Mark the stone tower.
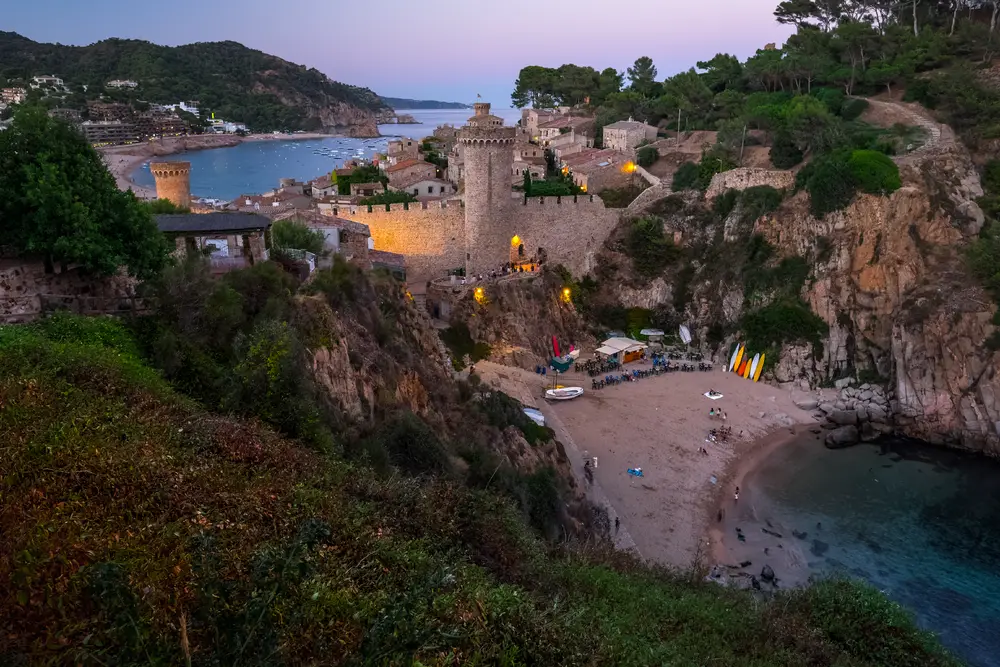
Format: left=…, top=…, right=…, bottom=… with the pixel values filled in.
left=150, top=161, right=192, bottom=209
left=458, top=102, right=515, bottom=277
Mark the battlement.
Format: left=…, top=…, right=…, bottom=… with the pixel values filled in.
left=520, top=194, right=608, bottom=209
left=150, top=161, right=191, bottom=178
left=330, top=199, right=465, bottom=217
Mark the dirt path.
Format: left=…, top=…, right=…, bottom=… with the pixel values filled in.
left=858, top=96, right=953, bottom=166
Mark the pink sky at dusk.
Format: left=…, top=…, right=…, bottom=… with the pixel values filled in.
left=7, top=0, right=793, bottom=105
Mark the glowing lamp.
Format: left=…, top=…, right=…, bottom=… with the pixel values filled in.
left=511, top=235, right=521, bottom=247
left=561, top=287, right=572, bottom=303
left=474, top=287, right=486, bottom=304
left=622, top=161, right=636, bottom=174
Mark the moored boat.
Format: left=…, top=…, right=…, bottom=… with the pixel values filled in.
left=545, top=387, right=584, bottom=401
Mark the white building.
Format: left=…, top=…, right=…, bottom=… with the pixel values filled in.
left=106, top=79, right=139, bottom=89
left=603, top=118, right=658, bottom=152
left=31, top=75, right=64, bottom=87
left=166, top=101, right=200, bottom=115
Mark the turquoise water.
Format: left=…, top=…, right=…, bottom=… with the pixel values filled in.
left=130, top=108, right=522, bottom=200
left=749, top=435, right=1000, bottom=666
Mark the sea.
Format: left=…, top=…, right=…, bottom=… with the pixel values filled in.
left=129, top=108, right=523, bottom=200
left=746, top=434, right=1000, bottom=667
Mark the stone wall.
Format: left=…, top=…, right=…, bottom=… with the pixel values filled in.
left=334, top=201, right=466, bottom=281
left=0, top=262, right=139, bottom=322
left=331, top=195, right=620, bottom=283
left=704, top=168, right=794, bottom=200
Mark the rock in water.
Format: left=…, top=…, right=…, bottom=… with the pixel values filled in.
left=825, top=425, right=860, bottom=448
left=761, top=564, right=775, bottom=582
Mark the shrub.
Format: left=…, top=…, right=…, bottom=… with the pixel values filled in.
left=742, top=185, right=784, bottom=220
left=801, top=151, right=858, bottom=217
left=713, top=190, right=739, bottom=220
left=841, top=97, right=870, bottom=121
left=742, top=297, right=829, bottom=355
left=272, top=219, right=326, bottom=255
left=848, top=149, right=901, bottom=195
left=371, top=411, right=452, bottom=475
left=626, top=216, right=682, bottom=277
left=478, top=389, right=554, bottom=444
left=637, top=145, right=658, bottom=168
left=440, top=323, right=491, bottom=369
left=813, top=87, right=846, bottom=116
left=983, top=160, right=1000, bottom=195
left=672, top=161, right=700, bottom=190
left=770, top=131, right=803, bottom=168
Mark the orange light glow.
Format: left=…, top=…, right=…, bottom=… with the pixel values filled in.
left=622, top=161, right=637, bottom=174
left=561, top=287, right=572, bottom=303
left=474, top=287, right=486, bottom=304
left=511, top=235, right=521, bottom=247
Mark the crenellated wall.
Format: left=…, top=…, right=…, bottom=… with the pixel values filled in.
left=329, top=195, right=621, bottom=281
left=704, top=168, right=794, bottom=200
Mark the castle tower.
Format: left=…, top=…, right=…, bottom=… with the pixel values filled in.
left=458, top=101, right=515, bottom=277
left=150, top=161, right=192, bottom=209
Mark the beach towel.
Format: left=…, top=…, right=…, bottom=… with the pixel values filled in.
left=627, top=468, right=644, bottom=477
left=704, top=392, right=724, bottom=400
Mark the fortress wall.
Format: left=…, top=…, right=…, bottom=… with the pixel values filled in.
left=504, top=196, right=622, bottom=277
left=704, top=168, right=794, bottom=200
left=335, top=202, right=466, bottom=280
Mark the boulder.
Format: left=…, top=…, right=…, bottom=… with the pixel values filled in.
left=868, top=405, right=888, bottom=423
left=825, top=425, right=860, bottom=448
left=829, top=410, right=859, bottom=425
left=856, top=405, right=869, bottom=421
left=834, top=377, right=855, bottom=389
left=873, top=422, right=895, bottom=435
left=859, top=390, right=874, bottom=401
left=819, top=403, right=836, bottom=415
left=834, top=401, right=847, bottom=411
left=859, top=383, right=871, bottom=391
left=795, top=398, right=819, bottom=411
left=761, top=564, right=775, bottom=582
left=860, top=421, right=878, bottom=442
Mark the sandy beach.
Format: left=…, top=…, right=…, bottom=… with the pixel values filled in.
left=99, top=132, right=336, bottom=200
left=476, top=359, right=818, bottom=570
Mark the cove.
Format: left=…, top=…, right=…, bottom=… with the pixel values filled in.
left=745, top=434, right=1000, bottom=666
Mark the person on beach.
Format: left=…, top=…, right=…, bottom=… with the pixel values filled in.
left=615, top=517, right=620, bottom=533
left=709, top=407, right=716, bottom=417
left=734, top=486, right=740, bottom=503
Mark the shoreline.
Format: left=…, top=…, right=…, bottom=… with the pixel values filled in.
left=707, top=423, right=818, bottom=588
left=98, top=131, right=354, bottom=200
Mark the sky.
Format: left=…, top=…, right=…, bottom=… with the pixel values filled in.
left=6, top=0, right=794, bottom=106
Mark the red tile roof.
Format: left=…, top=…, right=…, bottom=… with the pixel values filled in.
left=386, top=158, right=434, bottom=173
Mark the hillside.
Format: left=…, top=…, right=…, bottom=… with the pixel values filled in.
left=0, top=264, right=960, bottom=665
left=380, top=96, right=471, bottom=109
left=0, top=31, right=387, bottom=135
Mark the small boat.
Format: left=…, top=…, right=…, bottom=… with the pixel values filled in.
left=523, top=407, right=545, bottom=426
left=545, top=387, right=584, bottom=401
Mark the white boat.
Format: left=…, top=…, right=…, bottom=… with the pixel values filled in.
left=522, top=407, right=545, bottom=426
left=545, top=387, right=584, bottom=401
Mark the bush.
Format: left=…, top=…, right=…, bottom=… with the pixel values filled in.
left=626, top=216, right=682, bottom=277
left=272, top=219, right=326, bottom=255
left=770, top=131, right=803, bottom=168
left=983, top=160, right=1000, bottom=195
left=848, top=149, right=901, bottom=195
left=478, top=389, right=554, bottom=445
left=371, top=411, right=452, bottom=475
left=440, top=323, right=491, bottom=370
left=672, top=162, right=700, bottom=190
left=742, top=297, right=829, bottom=355
left=841, top=97, right=870, bottom=121
left=637, top=145, right=658, bottom=168
left=800, top=151, right=858, bottom=217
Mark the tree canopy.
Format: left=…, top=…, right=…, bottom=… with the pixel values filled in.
left=0, top=106, right=170, bottom=278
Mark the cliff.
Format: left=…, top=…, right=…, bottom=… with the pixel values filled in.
left=0, top=31, right=386, bottom=135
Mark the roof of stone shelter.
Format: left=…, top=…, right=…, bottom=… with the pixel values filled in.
left=155, top=212, right=271, bottom=234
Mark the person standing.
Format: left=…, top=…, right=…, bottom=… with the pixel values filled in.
left=734, top=486, right=740, bottom=503
left=615, top=516, right=620, bottom=534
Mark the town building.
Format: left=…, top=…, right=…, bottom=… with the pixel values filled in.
left=87, top=101, right=132, bottom=122
left=537, top=115, right=595, bottom=145
left=389, top=175, right=455, bottom=199
left=106, top=79, right=138, bottom=89
left=309, top=175, right=337, bottom=199
left=603, top=119, right=658, bottom=152
left=2, top=87, right=27, bottom=105
left=207, top=118, right=248, bottom=134
left=134, top=112, right=188, bottom=139
left=387, top=138, right=421, bottom=165
left=31, top=75, right=64, bottom=88
left=230, top=190, right=313, bottom=219
left=160, top=101, right=200, bottom=115
left=385, top=159, right=437, bottom=186
left=512, top=157, right=546, bottom=183
left=80, top=120, right=138, bottom=146
left=522, top=108, right=558, bottom=139
left=48, top=108, right=82, bottom=124
left=561, top=148, right=629, bottom=193
left=352, top=182, right=386, bottom=198
left=274, top=210, right=371, bottom=264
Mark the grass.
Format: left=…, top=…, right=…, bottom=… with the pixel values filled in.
left=0, top=318, right=962, bottom=666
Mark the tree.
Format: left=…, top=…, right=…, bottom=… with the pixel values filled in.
left=0, top=106, right=169, bottom=278
left=271, top=219, right=326, bottom=255
left=637, top=145, right=659, bottom=167
left=627, top=57, right=660, bottom=97
left=696, top=53, right=745, bottom=92
left=596, top=68, right=624, bottom=105
left=511, top=65, right=557, bottom=108
left=522, top=169, right=533, bottom=195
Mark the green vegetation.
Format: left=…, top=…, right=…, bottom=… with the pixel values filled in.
left=358, top=190, right=419, bottom=206
left=671, top=151, right=734, bottom=192
left=272, top=219, right=326, bottom=255
left=626, top=216, right=682, bottom=276
left=967, top=160, right=1000, bottom=348
left=597, top=184, right=646, bottom=208
left=742, top=297, right=830, bottom=357
left=0, top=31, right=387, bottom=131
left=139, top=198, right=191, bottom=214
left=0, top=312, right=961, bottom=665
left=335, top=164, right=388, bottom=195
left=797, top=149, right=900, bottom=217
left=0, top=107, right=169, bottom=278
left=440, top=322, right=492, bottom=370
left=636, top=145, right=658, bottom=167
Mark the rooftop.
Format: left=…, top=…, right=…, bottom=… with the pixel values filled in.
left=310, top=175, right=334, bottom=189
left=538, top=115, right=594, bottom=130
left=604, top=119, right=656, bottom=131
left=277, top=210, right=370, bottom=236
left=386, top=158, right=434, bottom=174
left=370, top=249, right=406, bottom=269
left=392, top=174, right=450, bottom=190
left=155, top=212, right=271, bottom=234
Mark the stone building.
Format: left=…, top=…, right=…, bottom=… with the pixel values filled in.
left=603, top=119, right=658, bottom=152
left=387, top=138, right=420, bottom=165
left=155, top=213, right=271, bottom=273
left=150, top=161, right=192, bottom=209
left=386, top=159, right=437, bottom=185
left=390, top=175, right=455, bottom=198
left=522, top=108, right=557, bottom=139
left=274, top=210, right=371, bottom=264
left=537, top=115, right=595, bottom=145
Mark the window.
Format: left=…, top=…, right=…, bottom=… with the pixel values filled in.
left=439, top=186, right=445, bottom=193
left=428, top=186, right=433, bottom=194
left=413, top=189, right=418, bottom=195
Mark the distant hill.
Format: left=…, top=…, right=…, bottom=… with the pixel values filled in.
left=380, top=96, right=471, bottom=110
left=0, top=31, right=388, bottom=135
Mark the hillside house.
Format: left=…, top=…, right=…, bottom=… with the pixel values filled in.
left=274, top=210, right=371, bottom=264
left=389, top=175, right=455, bottom=198
left=2, top=87, right=27, bottom=105
left=538, top=116, right=595, bottom=145
left=387, top=138, right=421, bottom=165
left=310, top=175, right=337, bottom=199
left=522, top=108, right=558, bottom=139
left=603, top=119, right=657, bottom=152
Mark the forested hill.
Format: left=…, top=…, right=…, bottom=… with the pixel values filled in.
left=379, top=96, right=471, bottom=109
left=0, top=31, right=388, bottom=133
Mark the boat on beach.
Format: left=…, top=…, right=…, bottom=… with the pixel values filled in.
left=545, top=387, right=584, bottom=401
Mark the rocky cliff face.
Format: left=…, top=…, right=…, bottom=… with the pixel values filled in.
left=257, top=84, right=380, bottom=137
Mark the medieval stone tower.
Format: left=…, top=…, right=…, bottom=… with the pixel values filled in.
left=458, top=102, right=515, bottom=276
left=150, top=161, right=192, bottom=209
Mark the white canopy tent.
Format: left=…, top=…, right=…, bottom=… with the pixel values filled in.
left=596, top=337, right=648, bottom=363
